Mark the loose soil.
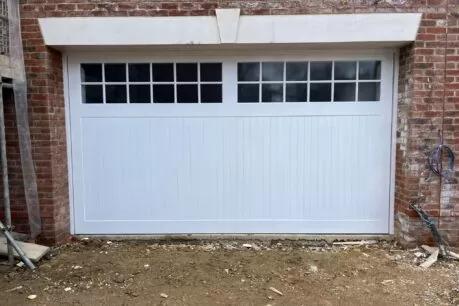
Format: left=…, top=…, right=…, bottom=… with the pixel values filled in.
left=0, top=239, right=459, bottom=305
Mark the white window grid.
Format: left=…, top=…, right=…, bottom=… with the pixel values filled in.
left=236, top=60, right=382, bottom=103
left=80, top=62, right=223, bottom=104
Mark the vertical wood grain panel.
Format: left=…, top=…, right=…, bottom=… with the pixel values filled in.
left=79, top=114, right=390, bottom=233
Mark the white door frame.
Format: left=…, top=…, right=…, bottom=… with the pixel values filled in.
left=62, top=47, right=398, bottom=235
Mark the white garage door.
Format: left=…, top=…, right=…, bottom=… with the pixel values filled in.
left=67, top=50, right=395, bottom=235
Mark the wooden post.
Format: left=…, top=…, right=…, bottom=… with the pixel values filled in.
left=0, top=81, right=13, bottom=265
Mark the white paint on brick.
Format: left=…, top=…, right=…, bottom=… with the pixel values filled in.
left=436, top=20, right=447, bottom=27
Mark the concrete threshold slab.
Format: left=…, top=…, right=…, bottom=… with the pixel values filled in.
left=0, top=238, right=50, bottom=263
left=75, top=234, right=394, bottom=244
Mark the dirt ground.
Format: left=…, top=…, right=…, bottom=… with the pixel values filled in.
left=0, top=239, right=459, bottom=305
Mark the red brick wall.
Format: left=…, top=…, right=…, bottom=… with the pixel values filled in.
left=4, top=0, right=458, bottom=245
left=395, top=6, right=459, bottom=246
left=0, top=90, right=30, bottom=235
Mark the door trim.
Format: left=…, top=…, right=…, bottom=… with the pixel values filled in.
left=63, top=48, right=398, bottom=235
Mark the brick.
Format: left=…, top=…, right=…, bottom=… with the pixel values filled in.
left=56, top=4, right=75, bottom=10
left=117, top=3, right=137, bottom=10
left=76, top=4, right=96, bottom=10
left=168, top=10, right=190, bottom=16
left=128, top=10, right=149, bottom=16
left=426, top=27, right=447, bottom=33
left=161, top=3, right=179, bottom=10
left=190, top=9, right=213, bottom=16
left=423, top=13, right=448, bottom=20
left=415, top=48, right=435, bottom=55
left=421, top=20, right=436, bottom=27
left=416, top=33, right=436, bottom=41
left=201, top=3, right=219, bottom=10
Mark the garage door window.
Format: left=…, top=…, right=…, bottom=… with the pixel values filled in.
left=80, top=60, right=381, bottom=104
left=237, top=60, right=381, bottom=103
left=80, top=62, right=223, bottom=104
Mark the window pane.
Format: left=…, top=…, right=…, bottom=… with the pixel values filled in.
left=129, top=85, right=151, bottom=103
left=177, top=63, right=198, bottom=82
left=177, top=84, right=198, bottom=103
left=106, top=85, right=127, bottom=103
left=201, top=63, right=222, bottom=82
left=310, top=61, right=332, bottom=81
left=262, top=83, right=283, bottom=102
left=105, top=64, right=126, bottom=82
left=359, top=61, right=381, bottom=80
left=238, top=63, right=259, bottom=81
left=310, top=83, right=331, bottom=102
left=334, top=83, right=356, bottom=102
left=262, top=62, right=284, bottom=81
left=358, top=82, right=380, bottom=101
left=128, top=63, right=150, bottom=82
left=286, top=62, right=308, bottom=81
left=238, top=84, right=259, bottom=103
left=153, top=63, right=174, bottom=82
left=82, top=85, right=103, bottom=103
left=286, top=83, right=307, bottom=102
left=201, top=84, right=222, bottom=103
left=334, top=61, right=356, bottom=80
left=153, top=85, right=174, bottom=103
left=81, top=64, right=102, bottom=82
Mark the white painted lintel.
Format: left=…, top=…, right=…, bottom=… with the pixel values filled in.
left=38, top=12, right=422, bottom=48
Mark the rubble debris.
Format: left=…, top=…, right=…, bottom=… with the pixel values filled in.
left=125, top=290, right=139, bottom=297
left=308, top=264, right=318, bottom=273
left=201, top=244, right=216, bottom=251
left=5, top=285, right=22, bottom=293
left=332, top=240, right=377, bottom=246
left=421, top=245, right=438, bottom=255
left=447, top=251, right=459, bottom=260
left=160, top=293, right=168, bottom=298
left=381, top=280, right=394, bottom=285
left=386, top=254, right=402, bottom=261
left=1, top=239, right=458, bottom=304
left=269, top=287, right=283, bottom=296
left=420, top=249, right=439, bottom=268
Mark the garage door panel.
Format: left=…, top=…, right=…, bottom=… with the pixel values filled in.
left=70, top=52, right=393, bottom=235
left=79, top=115, right=389, bottom=230
left=76, top=219, right=389, bottom=235
left=74, top=103, right=388, bottom=118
